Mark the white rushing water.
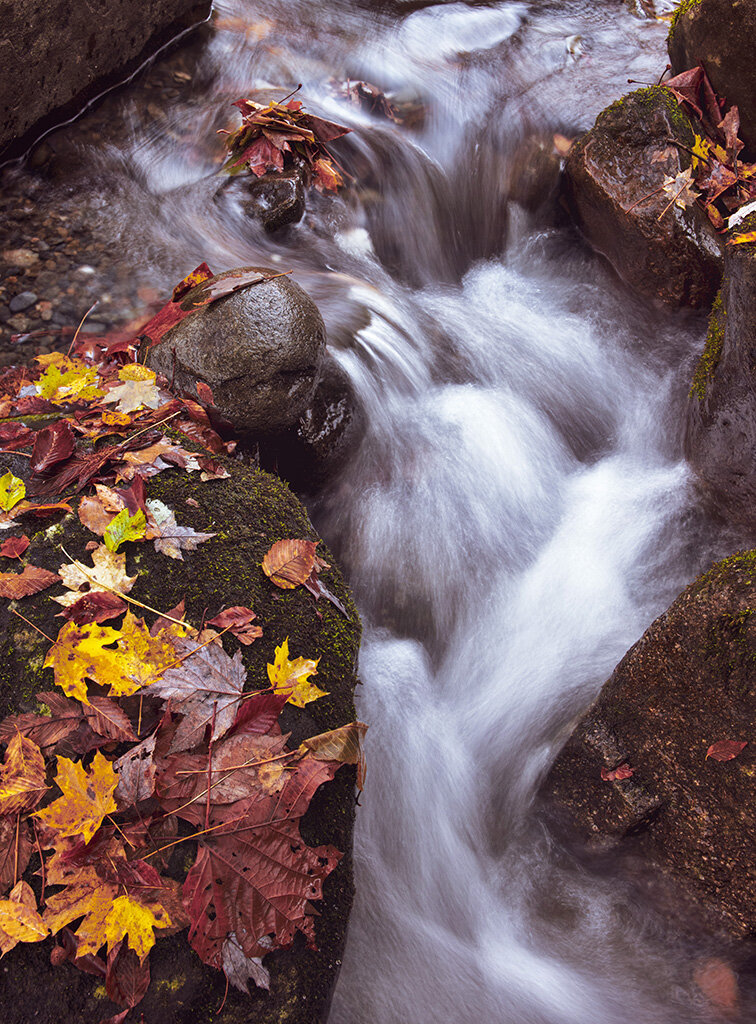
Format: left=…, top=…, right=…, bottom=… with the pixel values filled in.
left=76, top=0, right=741, bottom=1018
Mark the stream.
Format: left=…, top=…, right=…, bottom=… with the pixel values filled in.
left=12, top=0, right=750, bottom=1019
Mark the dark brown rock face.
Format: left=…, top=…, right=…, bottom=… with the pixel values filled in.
left=684, top=215, right=756, bottom=533
left=564, top=87, right=722, bottom=308
left=540, top=551, right=756, bottom=937
left=0, top=0, right=211, bottom=163
left=146, top=268, right=327, bottom=437
left=669, top=0, right=756, bottom=152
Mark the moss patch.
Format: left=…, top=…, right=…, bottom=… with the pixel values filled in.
left=669, top=0, right=703, bottom=34
left=690, top=288, right=726, bottom=399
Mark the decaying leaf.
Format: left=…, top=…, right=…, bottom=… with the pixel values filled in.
left=0, top=880, right=48, bottom=954
left=262, top=538, right=318, bottom=589
left=600, top=763, right=634, bottom=781
left=0, top=816, right=32, bottom=895
left=0, top=563, right=60, bottom=599
left=114, top=734, right=157, bottom=807
left=298, top=721, right=368, bottom=789
left=0, top=470, right=25, bottom=512
left=102, top=366, right=163, bottom=415
left=0, top=732, right=48, bottom=815
left=222, top=933, right=270, bottom=992
left=661, top=167, right=699, bottom=210
left=206, top=606, right=262, bottom=645
left=0, top=692, right=84, bottom=752
left=35, top=751, right=118, bottom=844
left=267, top=638, right=326, bottom=708
left=0, top=534, right=29, bottom=559
left=103, top=508, right=147, bottom=553
left=706, top=740, right=747, bottom=762
left=54, top=544, right=137, bottom=608
left=106, top=942, right=152, bottom=1009
left=145, top=499, right=215, bottom=560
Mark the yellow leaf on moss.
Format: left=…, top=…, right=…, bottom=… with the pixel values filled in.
left=267, top=638, right=326, bottom=708
left=103, top=508, right=147, bottom=553
left=34, top=751, right=118, bottom=844
left=105, top=894, right=172, bottom=962
left=691, top=133, right=712, bottom=171
left=728, top=230, right=756, bottom=245
left=0, top=732, right=48, bottom=815
left=44, top=612, right=180, bottom=703
left=0, top=471, right=25, bottom=512
left=0, top=881, right=48, bottom=954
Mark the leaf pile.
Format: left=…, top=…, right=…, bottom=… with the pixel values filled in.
left=0, top=266, right=366, bottom=1016
left=663, top=65, right=756, bottom=231
left=221, top=95, right=350, bottom=192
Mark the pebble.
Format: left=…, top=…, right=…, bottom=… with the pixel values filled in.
left=9, top=291, right=38, bottom=313
left=2, top=249, right=38, bottom=269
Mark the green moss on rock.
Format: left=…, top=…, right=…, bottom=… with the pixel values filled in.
left=669, top=0, right=703, bottom=35
left=690, top=288, right=726, bottom=399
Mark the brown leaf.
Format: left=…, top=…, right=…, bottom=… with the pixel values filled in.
left=0, top=692, right=84, bottom=752
left=600, top=763, right=634, bottom=781
left=262, top=538, right=318, bottom=589
left=84, top=698, right=136, bottom=743
left=30, top=420, right=76, bottom=475
left=693, top=957, right=739, bottom=1014
left=299, top=721, right=368, bottom=789
left=105, top=941, right=151, bottom=1010
left=58, top=591, right=128, bottom=625
left=0, top=815, right=32, bottom=895
left=0, top=535, right=29, bottom=559
left=0, top=733, right=48, bottom=815
left=0, top=564, right=60, bottom=599
left=206, top=606, right=263, bottom=645
left=114, top=734, right=157, bottom=807
left=706, top=740, right=747, bottom=761
left=196, top=381, right=215, bottom=405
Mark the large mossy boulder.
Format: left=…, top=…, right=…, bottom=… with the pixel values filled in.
left=0, top=0, right=211, bottom=163
left=684, top=214, right=756, bottom=533
left=564, top=87, right=722, bottom=308
left=0, top=449, right=360, bottom=1024
left=539, top=551, right=756, bottom=937
left=669, top=0, right=756, bottom=152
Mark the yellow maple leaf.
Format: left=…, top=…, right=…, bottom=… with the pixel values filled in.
left=34, top=750, right=118, bottom=843
left=102, top=366, right=162, bottom=415
left=0, top=881, right=48, bottom=954
left=43, top=880, right=117, bottom=953
left=54, top=543, right=137, bottom=608
left=36, top=356, right=104, bottom=404
left=267, top=638, right=326, bottom=708
left=0, top=732, right=48, bottom=815
left=44, top=612, right=179, bottom=703
left=105, top=894, right=172, bottom=962
left=691, top=133, right=711, bottom=171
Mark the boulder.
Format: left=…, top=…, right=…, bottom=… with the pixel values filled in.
left=539, top=551, right=756, bottom=937
left=240, top=169, right=307, bottom=233
left=0, top=446, right=361, bottom=1023
left=564, top=87, right=722, bottom=308
left=0, top=0, right=211, bottom=163
left=684, top=213, right=756, bottom=532
left=669, top=0, right=756, bottom=152
left=146, top=267, right=327, bottom=437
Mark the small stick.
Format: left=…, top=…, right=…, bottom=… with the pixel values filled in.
left=13, top=811, right=20, bottom=886
left=625, top=184, right=667, bottom=214
left=205, top=701, right=218, bottom=831
left=10, top=608, right=56, bottom=645
left=33, top=821, right=45, bottom=903
left=66, top=302, right=98, bottom=358
left=657, top=180, right=692, bottom=221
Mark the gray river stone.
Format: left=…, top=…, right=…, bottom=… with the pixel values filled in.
left=147, top=267, right=327, bottom=437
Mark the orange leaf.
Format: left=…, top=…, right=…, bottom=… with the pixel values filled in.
left=600, top=763, right=634, bottom=781
left=693, top=957, right=739, bottom=1013
left=0, top=564, right=60, bottom=599
left=706, top=740, right=747, bottom=761
left=262, top=539, right=317, bottom=589
left=34, top=750, right=118, bottom=843
left=0, top=732, right=48, bottom=815
left=0, top=535, right=29, bottom=559
left=727, top=230, right=756, bottom=245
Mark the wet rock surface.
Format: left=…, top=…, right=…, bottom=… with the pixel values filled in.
left=669, top=0, right=756, bottom=152
left=146, top=267, right=327, bottom=436
left=540, top=550, right=756, bottom=938
left=564, top=86, right=722, bottom=308
left=238, top=169, right=307, bottom=232
left=0, top=0, right=212, bottom=163
left=684, top=213, right=756, bottom=534
left=0, top=451, right=361, bottom=1024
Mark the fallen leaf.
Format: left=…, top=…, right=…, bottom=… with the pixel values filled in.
left=0, top=816, right=32, bottom=894
left=0, top=732, right=48, bottom=815
left=661, top=167, right=699, bottom=210
left=0, top=880, right=48, bottom=954
left=0, top=534, right=29, bottom=559
left=35, top=357, right=104, bottom=405
left=172, top=263, right=213, bottom=302
left=0, top=563, right=60, bottom=599
left=196, top=381, right=215, bottom=405
left=298, top=721, right=368, bottom=789
left=105, top=942, right=151, bottom=1010
left=58, top=591, right=128, bottom=625
left=145, top=499, right=215, bottom=560
left=104, top=894, right=172, bottom=963
left=728, top=230, right=756, bottom=245
left=0, top=692, right=84, bottom=752
left=262, top=538, right=318, bottom=589
left=30, top=420, right=76, bottom=475
left=114, top=734, right=157, bottom=807
left=600, top=763, right=634, bottom=781
left=222, top=933, right=270, bottom=992
left=267, top=638, right=326, bottom=708
left=706, top=740, right=747, bottom=761
left=693, top=957, right=739, bottom=1014
left=0, top=470, right=25, bottom=512
left=35, top=750, right=118, bottom=844
left=103, top=508, right=147, bottom=553
left=53, top=544, right=137, bottom=608
left=102, top=367, right=163, bottom=415
left=206, top=606, right=263, bottom=645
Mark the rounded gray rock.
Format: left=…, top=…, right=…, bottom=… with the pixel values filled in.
left=147, top=267, right=327, bottom=436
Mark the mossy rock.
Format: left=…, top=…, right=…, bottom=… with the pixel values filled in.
left=684, top=211, right=756, bottom=530
left=539, top=549, right=756, bottom=938
left=564, top=87, right=722, bottom=308
left=0, top=450, right=361, bottom=1024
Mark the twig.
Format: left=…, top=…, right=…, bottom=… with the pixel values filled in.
left=205, top=701, right=218, bottom=831
left=10, top=608, right=56, bottom=645
left=66, top=303, right=98, bottom=358
left=625, top=184, right=667, bottom=214
left=657, top=180, right=691, bottom=221
left=33, top=821, right=45, bottom=904
left=13, top=811, right=20, bottom=886
left=141, top=813, right=248, bottom=859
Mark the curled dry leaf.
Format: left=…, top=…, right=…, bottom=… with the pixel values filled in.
left=298, top=721, right=368, bottom=789
left=706, top=740, right=747, bottom=761
left=0, top=563, right=60, bottom=599
left=600, top=763, right=634, bottom=782
left=262, top=538, right=318, bottom=589
left=206, top=605, right=262, bottom=645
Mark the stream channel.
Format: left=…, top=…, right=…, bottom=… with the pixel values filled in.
left=8, top=0, right=753, bottom=1020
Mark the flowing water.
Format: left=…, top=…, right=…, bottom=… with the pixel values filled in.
left=25, top=0, right=752, bottom=1019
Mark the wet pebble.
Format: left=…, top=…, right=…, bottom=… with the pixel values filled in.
left=9, top=291, right=38, bottom=313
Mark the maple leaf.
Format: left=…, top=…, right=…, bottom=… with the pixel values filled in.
left=0, top=732, right=48, bottom=815
left=145, top=499, right=215, bottom=560
left=267, top=638, right=326, bottom=707
left=706, top=740, right=747, bottom=761
left=103, top=508, right=147, bottom=553
left=0, top=534, right=29, bottom=558
left=53, top=544, right=137, bottom=608
left=262, top=538, right=318, bottom=589
left=0, top=880, right=48, bottom=954
left=30, top=420, right=76, bottom=475
left=728, top=230, right=756, bottom=245
left=45, top=612, right=179, bottom=703
left=0, top=816, right=32, bottom=894
left=148, top=635, right=247, bottom=752
left=690, top=133, right=712, bottom=172
left=101, top=365, right=163, bottom=415
left=0, top=470, right=25, bottom=511
left=105, top=894, right=172, bottom=962
left=0, top=563, right=60, bottom=599
left=222, top=933, right=270, bottom=992
left=44, top=881, right=117, bottom=956
left=206, top=606, right=262, bottom=645
left=661, top=167, right=699, bottom=210
left=35, top=355, right=104, bottom=405
left=35, top=750, right=118, bottom=843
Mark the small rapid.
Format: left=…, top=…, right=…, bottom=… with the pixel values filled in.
left=38, top=0, right=744, bottom=1019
